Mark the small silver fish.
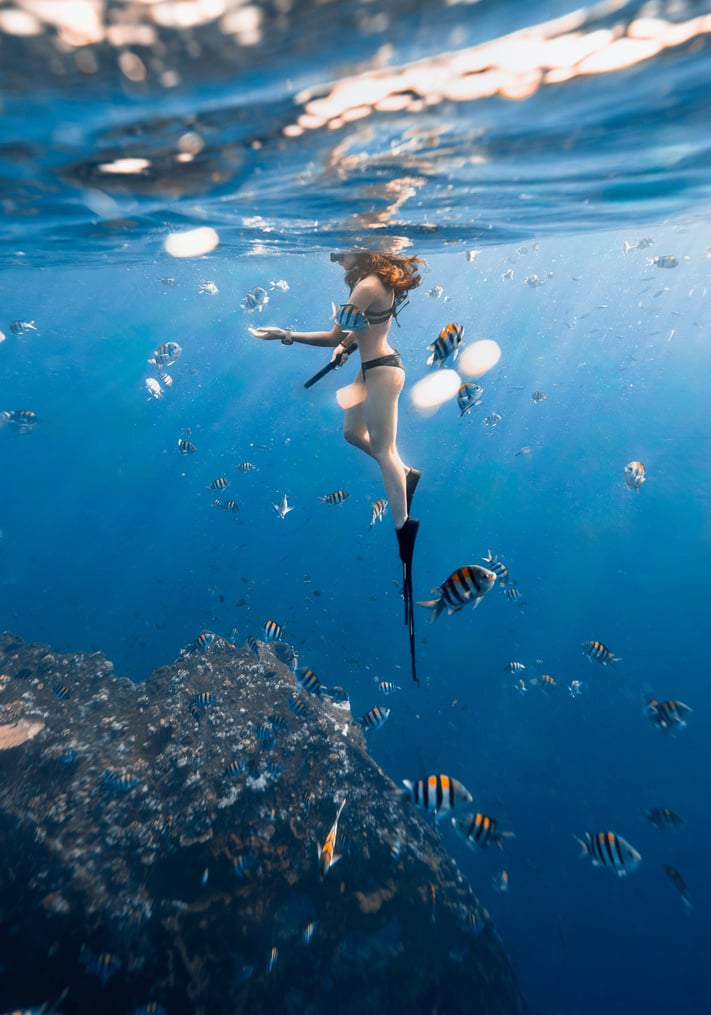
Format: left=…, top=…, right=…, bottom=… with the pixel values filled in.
left=10, top=320, right=37, bottom=334
left=483, top=412, right=502, bottom=429
left=647, top=255, right=678, bottom=269
left=273, top=494, right=294, bottom=518
left=269, top=279, right=290, bottom=292
left=199, top=280, right=218, bottom=294
left=145, top=377, right=163, bottom=399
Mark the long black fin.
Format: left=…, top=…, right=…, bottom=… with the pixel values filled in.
left=397, top=518, right=420, bottom=684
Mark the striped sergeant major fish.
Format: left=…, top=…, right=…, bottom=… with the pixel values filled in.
left=369, top=498, right=388, bottom=528
left=191, top=691, right=216, bottom=707
left=297, top=665, right=323, bottom=697
left=148, top=341, right=182, bottom=367
left=262, top=619, right=284, bottom=642
left=642, top=806, right=685, bottom=830
left=504, top=661, right=525, bottom=673
left=401, top=774, right=473, bottom=818
left=624, top=460, right=646, bottom=490
left=236, top=461, right=256, bottom=471
left=208, top=476, right=230, bottom=490
left=643, top=695, right=692, bottom=733
left=0, top=409, right=39, bottom=430
left=358, top=706, right=390, bottom=731
left=377, top=680, right=401, bottom=695
left=417, top=564, right=497, bottom=622
left=581, top=640, right=620, bottom=666
left=332, top=302, right=369, bottom=331
left=319, top=489, right=349, bottom=505
left=192, top=631, right=215, bottom=651
left=178, top=437, right=197, bottom=454
left=575, top=831, right=642, bottom=876
left=457, top=382, right=483, bottom=416
left=103, top=769, right=140, bottom=792
left=482, top=550, right=509, bottom=586
left=319, top=798, right=347, bottom=879
left=213, top=499, right=240, bottom=512
left=241, top=286, right=269, bottom=312
left=426, top=322, right=464, bottom=367
left=452, top=812, right=514, bottom=851
left=663, top=864, right=692, bottom=910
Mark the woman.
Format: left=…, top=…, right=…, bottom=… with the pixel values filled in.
left=250, top=249, right=425, bottom=680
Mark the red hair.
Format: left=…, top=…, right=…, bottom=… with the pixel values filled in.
left=345, top=253, right=426, bottom=296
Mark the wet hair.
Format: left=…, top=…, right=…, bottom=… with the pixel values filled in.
left=344, top=253, right=426, bottom=296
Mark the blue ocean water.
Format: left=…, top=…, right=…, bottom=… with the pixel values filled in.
left=2, top=1, right=711, bottom=1012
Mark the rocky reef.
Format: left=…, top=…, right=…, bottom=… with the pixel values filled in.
left=0, top=631, right=528, bottom=1014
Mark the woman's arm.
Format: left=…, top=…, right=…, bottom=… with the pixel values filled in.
left=249, top=323, right=346, bottom=347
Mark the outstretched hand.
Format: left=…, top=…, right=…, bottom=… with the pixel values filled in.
left=248, top=326, right=287, bottom=341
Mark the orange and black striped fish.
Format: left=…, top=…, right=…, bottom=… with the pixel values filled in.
left=358, top=706, right=390, bottom=731
left=452, top=812, right=514, bottom=850
left=417, top=564, right=497, bottom=622
left=319, top=798, right=347, bottom=879
left=575, top=831, right=641, bottom=876
left=581, top=640, right=620, bottom=666
left=401, top=774, right=472, bottom=818
left=427, top=322, right=463, bottom=367
left=642, top=807, right=685, bottom=830
left=262, top=619, right=284, bottom=642
left=643, top=696, right=692, bottom=733
left=319, top=489, right=349, bottom=505
left=369, top=499, right=388, bottom=528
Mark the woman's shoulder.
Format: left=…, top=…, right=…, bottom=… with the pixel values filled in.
left=351, top=273, right=391, bottom=300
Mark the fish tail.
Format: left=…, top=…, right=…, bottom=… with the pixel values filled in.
left=573, top=834, right=589, bottom=858
left=416, top=599, right=444, bottom=623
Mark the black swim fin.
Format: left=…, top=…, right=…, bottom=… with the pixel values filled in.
left=405, top=468, right=421, bottom=514
left=396, top=517, right=419, bottom=684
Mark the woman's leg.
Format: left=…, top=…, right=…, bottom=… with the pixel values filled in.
left=342, top=373, right=371, bottom=455
left=360, top=366, right=409, bottom=529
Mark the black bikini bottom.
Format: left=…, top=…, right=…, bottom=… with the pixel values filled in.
left=361, top=350, right=404, bottom=376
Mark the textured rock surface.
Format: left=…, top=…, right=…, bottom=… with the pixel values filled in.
left=0, top=631, right=528, bottom=1014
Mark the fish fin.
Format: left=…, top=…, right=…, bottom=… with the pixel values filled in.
left=573, top=835, right=589, bottom=858
left=416, top=599, right=443, bottom=623
left=426, top=352, right=435, bottom=367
